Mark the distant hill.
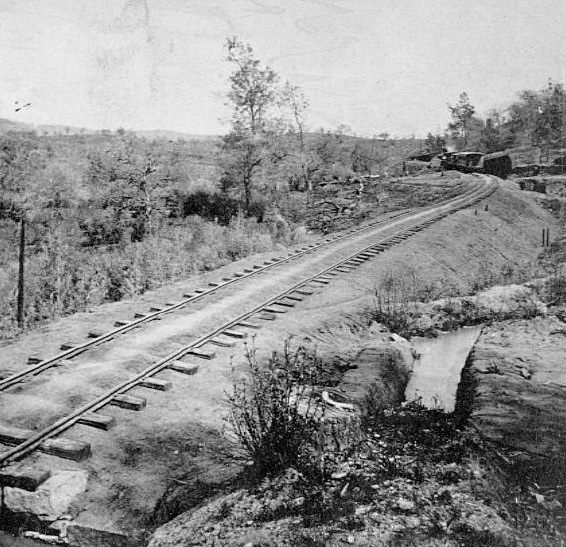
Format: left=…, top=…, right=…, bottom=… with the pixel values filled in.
left=0, top=118, right=218, bottom=141
left=0, top=118, right=36, bottom=133
left=135, top=129, right=218, bottom=141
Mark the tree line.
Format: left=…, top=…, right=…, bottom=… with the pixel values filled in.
left=0, top=37, right=393, bottom=335
left=436, top=81, right=566, bottom=155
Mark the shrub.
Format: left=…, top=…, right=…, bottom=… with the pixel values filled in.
left=226, top=339, right=325, bottom=477
left=368, top=270, right=420, bottom=338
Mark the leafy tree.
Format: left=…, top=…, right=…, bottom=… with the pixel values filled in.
left=87, top=135, right=171, bottom=241
left=507, top=80, right=566, bottom=154
left=447, top=92, right=476, bottom=149
left=220, top=37, right=281, bottom=213
left=425, top=132, right=446, bottom=154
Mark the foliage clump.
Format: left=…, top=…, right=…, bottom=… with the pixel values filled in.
left=226, top=340, right=326, bottom=477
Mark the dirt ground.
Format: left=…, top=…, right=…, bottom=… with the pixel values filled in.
left=0, top=175, right=559, bottom=544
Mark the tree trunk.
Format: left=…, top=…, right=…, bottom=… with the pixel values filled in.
left=17, top=214, right=25, bottom=328
left=243, top=174, right=251, bottom=214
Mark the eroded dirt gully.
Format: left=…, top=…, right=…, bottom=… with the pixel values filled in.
left=0, top=175, right=560, bottom=545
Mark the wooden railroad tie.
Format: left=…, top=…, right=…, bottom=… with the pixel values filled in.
left=78, top=413, right=115, bottom=431
left=262, top=307, right=287, bottom=314
left=0, top=464, right=51, bottom=491
left=222, top=330, right=248, bottom=339
left=210, top=338, right=237, bottom=347
left=187, top=348, right=216, bottom=360
left=274, top=300, right=295, bottom=308
left=111, top=394, right=146, bottom=411
left=140, top=378, right=172, bottom=391
left=237, top=321, right=261, bottom=329
left=0, top=425, right=91, bottom=462
left=169, top=362, right=199, bottom=375
left=60, top=343, right=75, bottom=351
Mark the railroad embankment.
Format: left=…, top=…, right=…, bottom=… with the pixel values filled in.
left=148, top=182, right=566, bottom=546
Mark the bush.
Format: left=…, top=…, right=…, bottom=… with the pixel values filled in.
left=226, top=340, right=325, bottom=477
left=368, top=270, right=420, bottom=338
left=180, top=190, right=241, bottom=225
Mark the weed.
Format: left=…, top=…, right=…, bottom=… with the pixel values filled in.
left=367, top=269, right=421, bottom=337
left=225, top=339, right=326, bottom=477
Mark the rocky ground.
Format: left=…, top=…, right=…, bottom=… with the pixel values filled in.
left=147, top=283, right=566, bottom=547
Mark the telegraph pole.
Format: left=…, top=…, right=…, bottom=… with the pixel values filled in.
left=16, top=213, right=25, bottom=328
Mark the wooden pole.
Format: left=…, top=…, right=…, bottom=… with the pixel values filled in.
left=16, top=214, right=25, bottom=328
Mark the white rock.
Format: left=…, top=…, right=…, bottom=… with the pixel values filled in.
left=5, top=470, right=88, bottom=521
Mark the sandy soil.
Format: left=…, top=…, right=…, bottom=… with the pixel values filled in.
left=0, top=175, right=557, bottom=541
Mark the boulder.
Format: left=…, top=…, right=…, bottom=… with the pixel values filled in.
left=4, top=470, right=88, bottom=522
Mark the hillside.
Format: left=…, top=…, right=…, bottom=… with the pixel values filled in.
left=0, top=118, right=218, bottom=142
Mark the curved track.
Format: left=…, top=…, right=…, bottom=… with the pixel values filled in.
left=0, top=175, right=496, bottom=466
left=0, top=182, right=479, bottom=392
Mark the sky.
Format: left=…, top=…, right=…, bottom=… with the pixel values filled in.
left=0, top=0, right=565, bottom=137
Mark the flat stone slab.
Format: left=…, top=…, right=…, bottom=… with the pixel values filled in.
left=4, top=470, right=88, bottom=522
left=0, top=425, right=91, bottom=461
left=0, top=464, right=51, bottom=491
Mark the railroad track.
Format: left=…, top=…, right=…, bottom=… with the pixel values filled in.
left=0, top=175, right=496, bottom=466
left=0, top=180, right=482, bottom=393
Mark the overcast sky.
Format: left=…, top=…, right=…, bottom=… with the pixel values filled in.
left=0, top=0, right=565, bottom=137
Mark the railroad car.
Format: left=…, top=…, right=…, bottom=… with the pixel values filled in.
left=441, top=151, right=512, bottom=178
